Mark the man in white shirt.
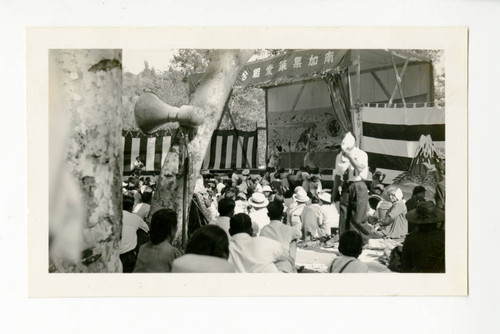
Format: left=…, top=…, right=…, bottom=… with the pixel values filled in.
left=287, top=189, right=309, bottom=232
left=260, top=201, right=302, bottom=272
left=248, top=192, right=270, bottom=236
left=332, top=132, right=373, bottom=242
left=119, top=197, right=150, bottom=272
left=318, top=192, right=339, bottom=236
left=228, top=213, right=288, bottom=273
left=209, top=197, right=235, bottom=240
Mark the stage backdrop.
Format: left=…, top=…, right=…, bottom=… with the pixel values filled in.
left=360, top=104, right=445, bottom=184
left=121, top=129, right=259, bottom=173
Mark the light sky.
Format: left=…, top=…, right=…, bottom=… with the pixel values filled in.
left=123, top=49, right=177, bottom=74
left=123, top=49, right=265, bottom=74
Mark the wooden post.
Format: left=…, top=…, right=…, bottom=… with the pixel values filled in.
left=180, top=131, right=189, bottom=249
left=356, top=54, right=361, bottom=104
left=388, top=59, right=409, bottom=106
left=389, top=52, right=407, bottom=106
left=354, top=55, right=362, bottom=147
left=264, top=88, right=269, bottom=169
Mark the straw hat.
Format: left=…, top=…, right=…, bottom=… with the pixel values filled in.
left=318, top=192, right=331, bottom=203
left=406, top=201, right=445, bottom=224
left=242, top=169, right=250, bottom=176
left=294, top=186, right=305, bottom=194
left=262, top=185, right=272, bottom=193
left=248, top=192, right=269, bottom=208
left=293, top=190, right=310, bottom=203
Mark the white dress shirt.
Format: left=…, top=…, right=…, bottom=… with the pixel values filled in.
left=228, top=233, right=288, bottom=273
left=249, top=208, right=270, bottom=236
left=119, top=210, right=149, bottom=254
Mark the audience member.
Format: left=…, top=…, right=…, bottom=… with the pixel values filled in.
left=228, top=213, right=288, bottom=273
left=405, top=185, right=426, bottom=232
left=119, top=197, right=149, bottom=273
left=318, top=192, right=339, bottom=236
left=133, top=209, right=182, bottom=273
left=248, top=192, right=270, bottom=236
left=287, top=189, right=309, bottom=231
left=374, top=187, right=408, bottom=239
left=401, top=201, right=445, bottom=273
left=329, top=230, right=368, bottom=273
left=209, top=197, right=235, bottom=239
left=301, top=195, right=322, bottom=240
left=260, top=201, right=302, bottom=272
left=172, top=225, right=235, bottom=273
left=262, top=185, right=273, bottom=200
left=133, top=191, right=152, bottom=221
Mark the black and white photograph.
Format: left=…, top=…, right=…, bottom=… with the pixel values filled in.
left=27, top=27, right=467, bottom=298
left=49, top=47, right=446, bottom=275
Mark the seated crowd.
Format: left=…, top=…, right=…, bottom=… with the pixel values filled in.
left=118, top=167, right=445, bottom=274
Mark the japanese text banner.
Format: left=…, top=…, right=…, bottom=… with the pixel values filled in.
left=235, top=49, right=351, bottom=88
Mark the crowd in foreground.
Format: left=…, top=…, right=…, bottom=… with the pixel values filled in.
left=118, top=161, right=445, bottom=274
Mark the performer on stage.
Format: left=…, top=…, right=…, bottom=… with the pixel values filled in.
left=332, top=132, right=376, bottom=242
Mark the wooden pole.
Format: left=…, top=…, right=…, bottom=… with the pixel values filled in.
left=265, top=88, right=269, bottom=169
left=354, top=54, right=361, bottom=146
left=180, top=131, right=189, bottom=249
left=388, top=59, right=409, bottom=106
left=356, top=54, right=361, bottom=104
left=390, top=53, right=407, bottom=106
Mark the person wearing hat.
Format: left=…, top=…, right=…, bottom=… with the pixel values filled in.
left=332, top=132, right=371, bottom=241
left=235, top=169, right=252, bottom=195
left=401, top=201, right=445, bottom=273
left=405, top=185, right=427, bottom=232
left=372, top=187, right=408, bottom=239
left=318, top=192, right=340, bottom=237
left=287, top=189, right=310, bottom=232
left=248, top=192, right=270, bottom=236
left=406, top=185, right=426, bottom=211
left=371, top=183, right=385, bottom=196
left=262, top=185, right=273, bottom=200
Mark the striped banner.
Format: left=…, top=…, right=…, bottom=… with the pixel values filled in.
left=360, top=105, right=445, bottom=184
left=122, top=129, right=258, bottom=173
left=203, top=129, right=258, bottom=170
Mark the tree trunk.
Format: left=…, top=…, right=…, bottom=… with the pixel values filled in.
left=49, top=49, right=123, bottom=272
left=150, top=50, right=254, bottom=247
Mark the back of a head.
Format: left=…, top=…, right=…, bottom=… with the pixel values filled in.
left=218, top=197, right=235, bottom=217
left=310, top=195, right=320, bottom=204
left=122, top=197, right=134, bottom=212
left=412, top=185, right=426, bottom=196
left=150, top=209, right=177, bottom=245
left=185, top=225, right=230, bottom=259
left=339, top=230, right=363, bottom=258
left=141, top=191, right=153, bottom=204
left=284, top=189, right=294, bottom=199
left=229, top=213, right=252, bottom=236
left=267, top=201, right=284, bottom=221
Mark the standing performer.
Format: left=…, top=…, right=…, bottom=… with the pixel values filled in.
left=333, top=132, right=374, bottom=242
